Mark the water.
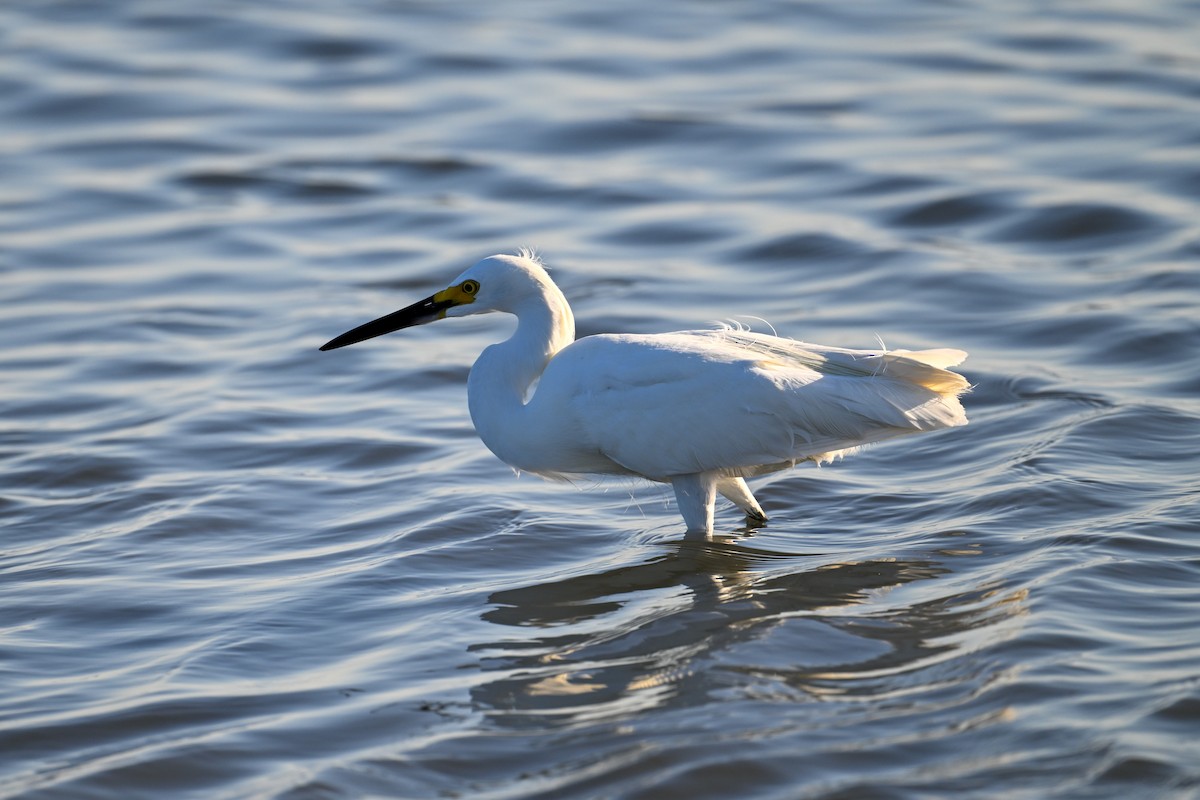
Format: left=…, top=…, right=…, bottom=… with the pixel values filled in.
left=3, top=1, right=1199, bottom=797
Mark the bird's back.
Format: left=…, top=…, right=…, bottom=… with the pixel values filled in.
left=532, top=328, right=968, bottom=481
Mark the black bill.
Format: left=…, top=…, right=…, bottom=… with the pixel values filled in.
left=319, top=293, right=454, bottom=351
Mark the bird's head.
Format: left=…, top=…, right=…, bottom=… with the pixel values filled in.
left=318, top=252, right=548, bottom=351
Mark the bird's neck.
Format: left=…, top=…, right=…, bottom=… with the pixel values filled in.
left=466, top=279, right=575, bottom=471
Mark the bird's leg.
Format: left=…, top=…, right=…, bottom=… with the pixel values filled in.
left=716, top=476, right=768, bottom=522
left=672, top=472, right=717, bottom=537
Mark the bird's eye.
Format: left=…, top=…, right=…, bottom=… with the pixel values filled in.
left=461, top=280, right=480, bottom=295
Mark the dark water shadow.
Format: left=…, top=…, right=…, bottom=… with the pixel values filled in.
left=467, top=535, right=1019, bottom=730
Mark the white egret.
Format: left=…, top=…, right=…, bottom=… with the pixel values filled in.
left=320, top=251, right=968, bottom=537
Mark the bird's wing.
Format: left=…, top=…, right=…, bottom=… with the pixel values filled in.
left=711, top=331, right=969, bottom=393
left=539, top=330, right=967, bottom=480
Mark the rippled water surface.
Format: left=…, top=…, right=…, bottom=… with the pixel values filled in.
left=4, top=1, right=1200, bottom=798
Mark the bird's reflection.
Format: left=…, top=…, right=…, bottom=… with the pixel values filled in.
left=469, top=534, right=1025, bottom=729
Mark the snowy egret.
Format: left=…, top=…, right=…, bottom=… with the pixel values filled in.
left=320, top=251, right=969, bottom=537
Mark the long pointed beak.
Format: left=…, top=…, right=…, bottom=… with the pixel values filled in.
left=319, top=293, right=453, bottom=351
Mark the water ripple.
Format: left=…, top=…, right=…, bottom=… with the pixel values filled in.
left=3, top=1, right=1200, bottom=798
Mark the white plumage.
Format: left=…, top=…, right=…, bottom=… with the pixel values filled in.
left=321, top=251, right=969, bottom=536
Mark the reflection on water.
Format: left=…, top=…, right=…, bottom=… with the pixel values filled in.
left=472, top=536, right=1025, bottom=730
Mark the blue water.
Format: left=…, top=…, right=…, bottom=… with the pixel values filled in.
left=3, top=1, right=1200, bottom=798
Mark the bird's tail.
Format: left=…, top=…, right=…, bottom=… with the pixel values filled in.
left=878, top=349, right=970, bottom=396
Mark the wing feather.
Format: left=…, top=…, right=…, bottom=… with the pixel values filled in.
left=535, top=329, right=968, bottom=480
